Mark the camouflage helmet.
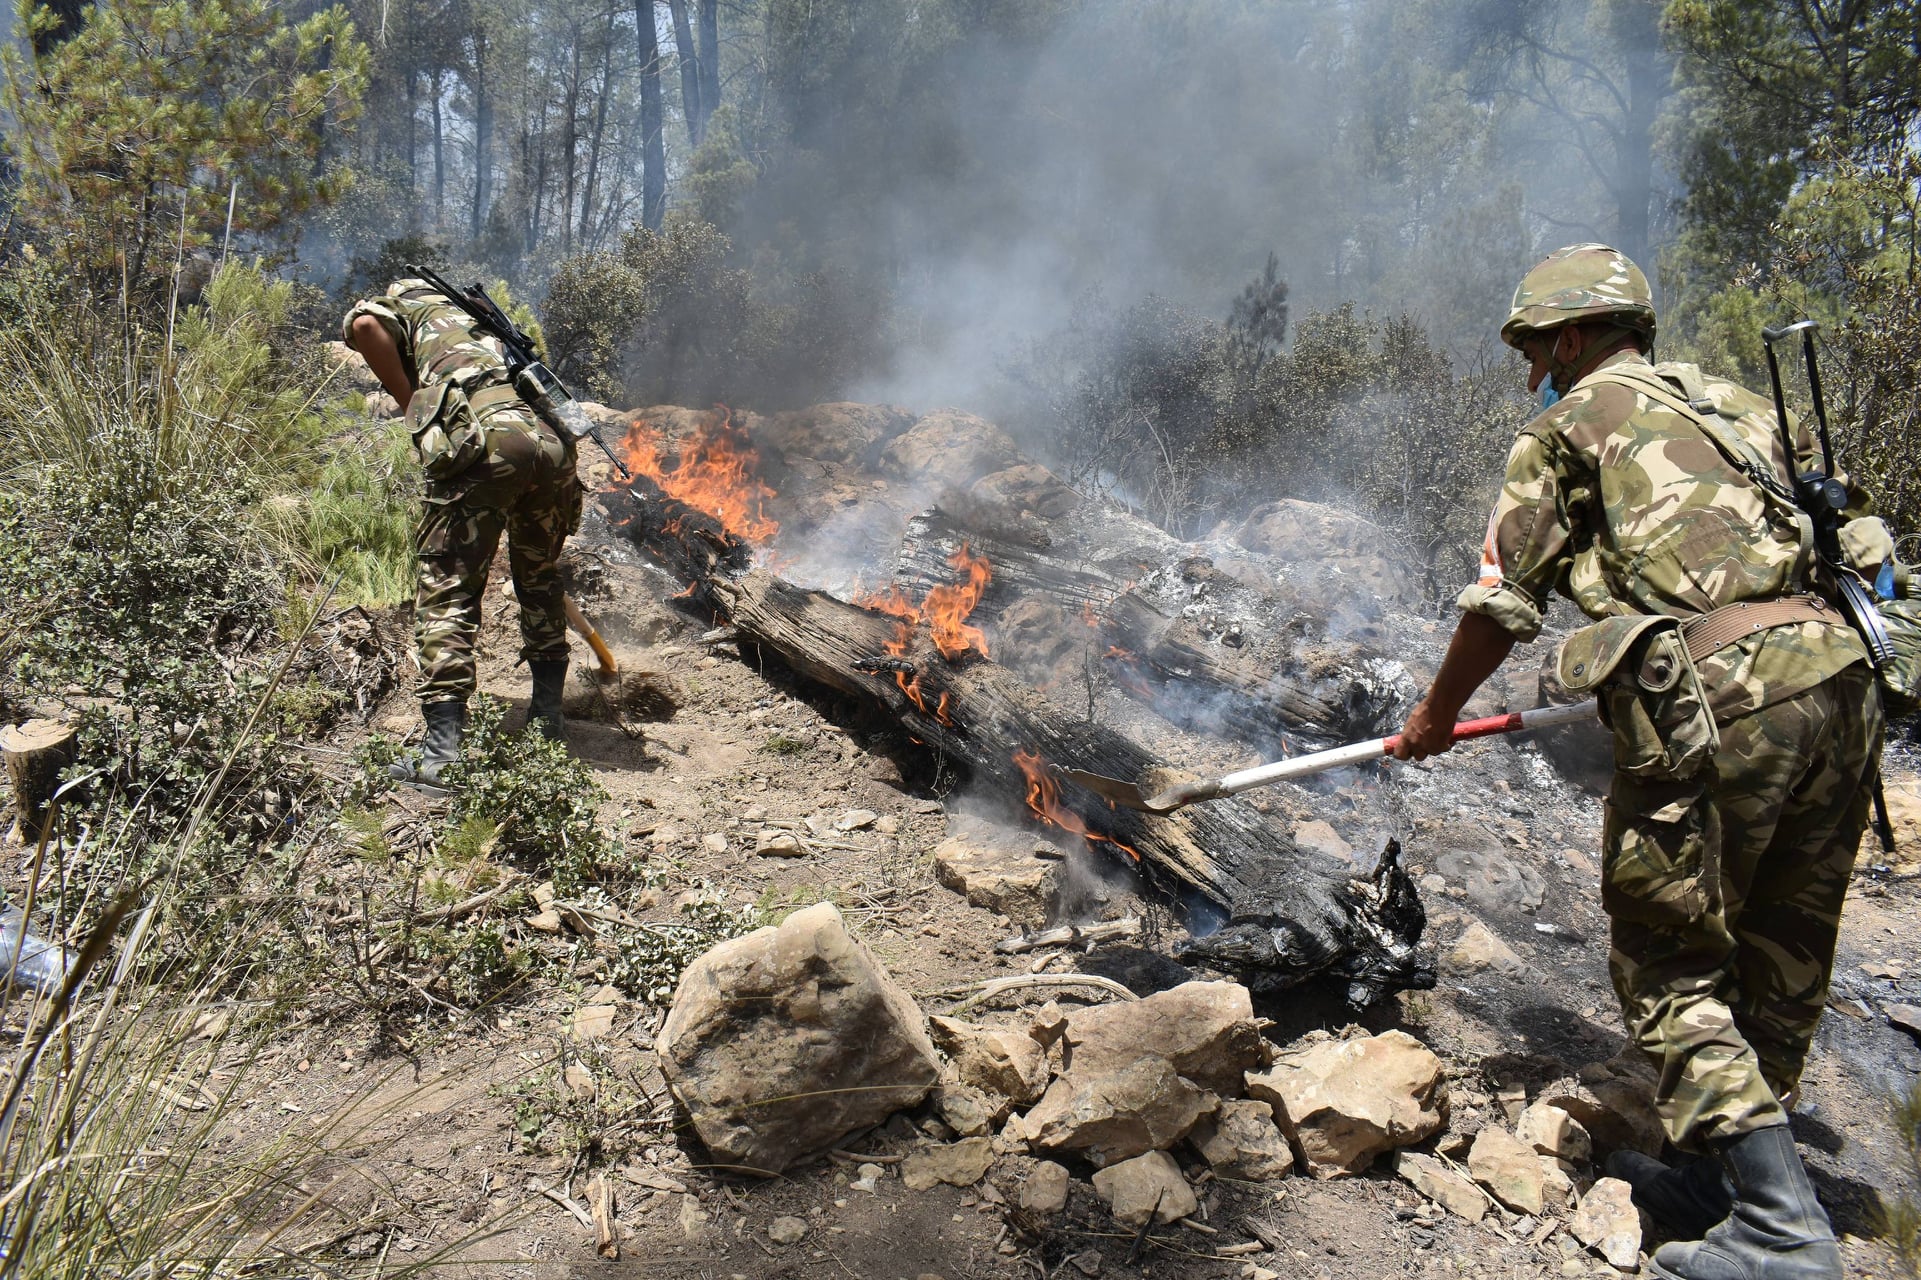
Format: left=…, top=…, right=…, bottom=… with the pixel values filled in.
left=1500, top=243, right=1655, bottom=349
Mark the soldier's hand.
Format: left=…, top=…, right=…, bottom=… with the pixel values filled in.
left=1391, top=697, right=1457, bottom=761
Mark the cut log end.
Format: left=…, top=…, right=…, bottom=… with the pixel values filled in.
left=2, top=718, right=78, bottom=846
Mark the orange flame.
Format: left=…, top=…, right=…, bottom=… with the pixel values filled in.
left=617, top=407, right=779, bottom=544
left=924, top=544, right=992, bottom=661
left=1011, top=748, right=1140, bottom=862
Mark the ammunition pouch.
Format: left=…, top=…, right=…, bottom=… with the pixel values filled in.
left=1559, top=614, right=1718, bottom=780
left=404, top=379, right=487, bottom=480
left=1880, top=586, right=1921, bottom=717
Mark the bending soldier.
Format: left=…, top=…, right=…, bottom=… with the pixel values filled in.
left=1394, top=245, right=1892, bottom=1280
left=344, top=279, right=584, bottom=794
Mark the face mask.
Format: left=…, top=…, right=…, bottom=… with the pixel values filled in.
left=1540, top=382, right=1560, bottom=410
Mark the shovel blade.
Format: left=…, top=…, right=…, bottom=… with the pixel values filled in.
left=1052, top=766, right=1211, bottom=815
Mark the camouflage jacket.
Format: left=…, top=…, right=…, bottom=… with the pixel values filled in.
left=343, top=283, right=515, bottom=396
left=1461, top=350, right=1871, bottom=719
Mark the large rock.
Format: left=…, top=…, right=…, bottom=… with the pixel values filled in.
left=1569, top=1177, right=1643, bottom=1271
left=933, top=835, right=1057, bottom=927
left=1188, top=1099, right=1295, bottom=1181
left=1090, top=1151, right=1198, bottom=1226
left=1394, top=1151, right=1486, bottom=1223
left=657, top=903, right=941, bottom=1175
left=1020, top=1056, right=1215, bottom=1167
left=1021, top=1160, right=1071, bottom=1214
left=1060, top=981, right=1268, bottom=1095
left=1246, top=1030, right=1447, bottom=1177
left=761, top=402, right=915, bottom=464
left=1229, top=498, right=1417, bottom=609
left=967, top=464, right=1082, bottom=521
left=1434, top=833, right=1545, bottom=914
left=879, top=410, right=1024, bottom=492
left=927, top=1016, right=1052, bottom=1109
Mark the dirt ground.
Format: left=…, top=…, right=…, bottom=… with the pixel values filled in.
left=158, top=521, right=1921, bottom=1280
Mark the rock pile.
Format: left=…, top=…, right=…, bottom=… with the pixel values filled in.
left=659, top=909, right=1659, bottom=1271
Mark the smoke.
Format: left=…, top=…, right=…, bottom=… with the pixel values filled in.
left=719, top=0, right=1568, bottom=424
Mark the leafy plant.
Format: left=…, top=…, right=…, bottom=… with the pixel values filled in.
left=606, top=881, right=766, bottom=1004
left=449, top=696, right=619, bottom=894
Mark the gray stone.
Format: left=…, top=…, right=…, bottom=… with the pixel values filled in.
left=901, top=1137, right=994, bottom=1190
left=933, top=1083, right=995, bottom=1137
left=1246, top=1030, right=1447, bottom=1177
left=1537, top=1053, right=1664, bottom=1157
left=1187, top=1098, right=1295, bottom=1180
left=657, top=903, right=940, bottom=1176
left=1435, top=838, right=1546, bottom=913
left=1467, top=1126, right=1571, bottom=1215
left=756, top=828, right=805, bottom=857
left=768, top=1216, right=807, bottom=1245
left=1090, top=1151, right=1199, bottom=1226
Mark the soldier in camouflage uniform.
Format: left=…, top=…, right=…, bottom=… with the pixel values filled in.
left=344, top=280, right=584, bottom=794
left=1393, top=245, right=1891, bottom=1280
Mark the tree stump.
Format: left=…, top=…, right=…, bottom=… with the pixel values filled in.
left=2, top=719, right=77, bottom=845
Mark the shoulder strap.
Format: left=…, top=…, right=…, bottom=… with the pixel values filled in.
left=1583, top=366, right=1794, bottom=503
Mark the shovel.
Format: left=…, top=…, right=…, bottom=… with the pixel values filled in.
left=564, top=594, right=620, bottom=678
left=1058, top=699, right=1599, bottom=814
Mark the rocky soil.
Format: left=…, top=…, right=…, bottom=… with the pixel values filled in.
left=16, top=391, right=1921, bottom=1280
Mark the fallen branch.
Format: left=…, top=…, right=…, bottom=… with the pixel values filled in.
left=995, top=917, right=1141, bottom=954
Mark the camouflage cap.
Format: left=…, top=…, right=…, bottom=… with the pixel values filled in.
left=1501, top=243, right=1655, bottom=349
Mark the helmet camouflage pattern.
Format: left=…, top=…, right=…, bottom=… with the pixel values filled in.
left=1501, top=243, right=1655, bottom=349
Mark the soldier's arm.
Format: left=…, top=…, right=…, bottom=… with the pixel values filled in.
left=348, top=314, right=416, bottom=414
left=1393, top=429, right=1571, bottom=761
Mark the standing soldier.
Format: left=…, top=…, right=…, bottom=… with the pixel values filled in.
left=1394, top=245, right=1892, bottom=1280
left=344, top=279, right=584, bottom=794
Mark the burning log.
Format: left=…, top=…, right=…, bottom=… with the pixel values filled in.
left=702, top=569, right=1431, bottom=1005
left=893, top=508, right=1409, bottom=750
left=594, top=415, right=1428, bottom=1003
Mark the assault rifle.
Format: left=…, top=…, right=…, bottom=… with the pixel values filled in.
left=408, top=264, right=631, bottom=481
left=1760, top=319, right=1896, bottom=851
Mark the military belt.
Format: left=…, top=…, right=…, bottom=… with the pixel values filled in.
left=1680, top=594, right=1838, bottom=663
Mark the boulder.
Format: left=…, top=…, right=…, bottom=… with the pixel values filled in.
left=1536, top=1053, right=1664, bottom=1157
left=901, top=1137, right=994, bottom=1191
left=761, top=402, right=915, bottom=465
left=1467, top=1126, right=1571, bottom=1215
left=1394, top=1151, right=1486, bottom=1223
left=927, top=1016, right=1052, bottom=1109
left=1020, top=1160, right=1072, bottom=1214
left=1435, top=834, right=1546, bottom=914
left=1246, top=1030, right=1447, bottom=1177
left=1446, top=920, right=1526, bottom=976
left=1060, top=980, right=1268, bottom=1095
left=967, top=464, right=1082, bottom=521
left=1021, top=1056, right=1216, bottom=1167
left=656, top=903, right=941, bottom=1175
left=1569, top=1177, right=1643, bottom=1271
left=1516, top=1100, right=1591, bottom=1164
left=1187, top=1098, right=1295, bottom=1181
left=1090, top=1151, right=1198, bottom=1226
left=1292, top=819, right=1355, bottom=864
left=933, top=835, right=1057, bottom=927
left=1229, top=499, right=1417, bottom=608
left=879, top=410, right=1024, bottom=492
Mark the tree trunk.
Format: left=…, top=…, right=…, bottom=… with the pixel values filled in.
left=430, top=67, right=447, bottom=228
left=470, top=27, right=493, bottom=240
left=668, top=0, right=703, bottom=147
left=2, top=719, right=76, bottom=846
left=560, top=29, right=583, bottom=255
left=579, top=10, right=618, bottom=250
left=696, top=0, right=720, bottom=139
left=636, top=0, right=666, bottom=230
left=605, top=480, right=1432, bottom=1005
left=1613, top=0, right=1669, bottom=268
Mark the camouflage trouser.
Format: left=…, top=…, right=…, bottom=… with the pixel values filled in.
left=1605, top=662, right=1883, bottom=1149
left=415, top=411, right=582, bottom=705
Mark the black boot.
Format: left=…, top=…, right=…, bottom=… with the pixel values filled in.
left=1650, top=1125, right=1841, bottom=1280
left=528, top=659, right=568, bottom=741
left=1608, top=1148, right=1735, bottom=1239
left=389, top=701, right=466, bottom=796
